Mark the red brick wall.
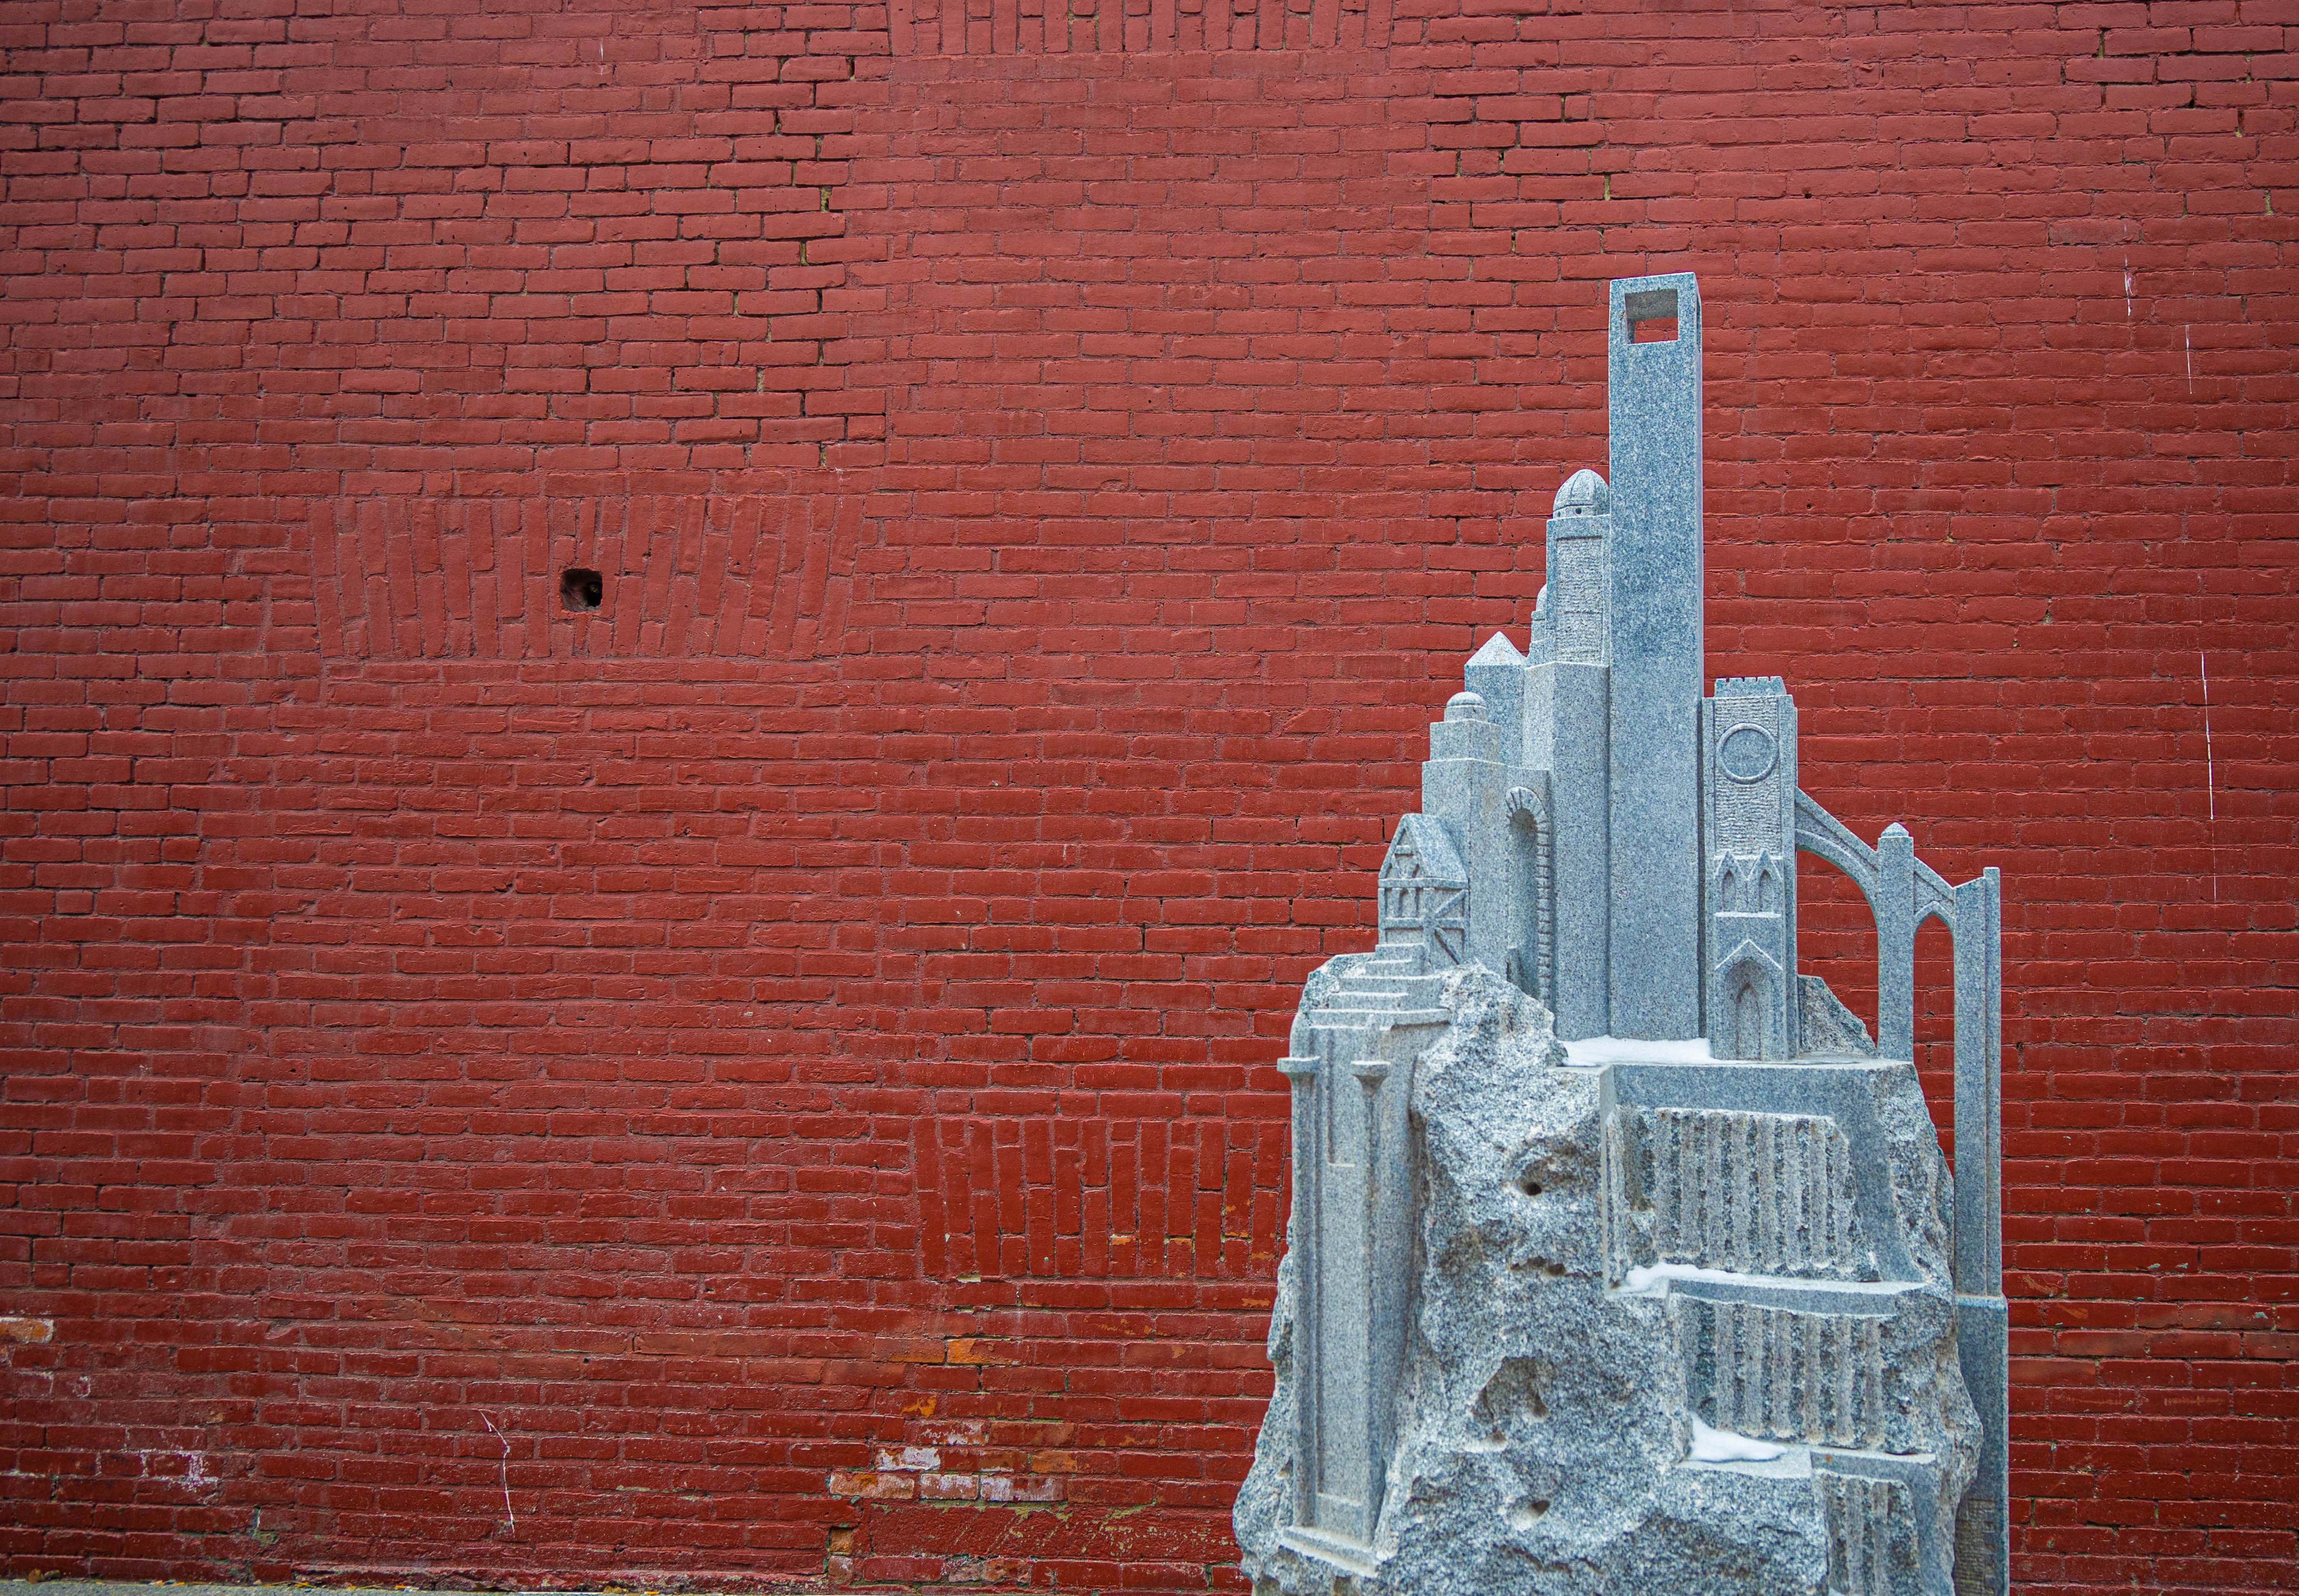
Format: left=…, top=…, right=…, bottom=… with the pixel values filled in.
left=2, top=3, right=2293, bottom=1593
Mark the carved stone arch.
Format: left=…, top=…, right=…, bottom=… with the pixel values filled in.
left=1792, top=791, right=1882, bottom=919
left=1504, top=784, right=1547, bottom=833
left=1793, top=794, right=1968, bottom=1065
left=1503, top=784, right=1553, bottom=1003
left=1716, top=938, right=1785, bottom=1061
left=1782, top=835, right=1880, bottom=1053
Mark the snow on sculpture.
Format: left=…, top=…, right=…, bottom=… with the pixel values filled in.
left=1236, top=275, right=2009, bottom=1596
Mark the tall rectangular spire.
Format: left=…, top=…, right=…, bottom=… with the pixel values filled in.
left=1604, top=273, right=1705, bottom=1039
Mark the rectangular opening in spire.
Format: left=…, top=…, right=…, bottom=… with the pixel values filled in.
left=1627, top=287, right=1680, bottom=343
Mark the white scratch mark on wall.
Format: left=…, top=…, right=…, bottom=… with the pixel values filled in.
left=480, top=1411, right=515, bottom=1536
left=2201, top=651, right=2218, bottom=903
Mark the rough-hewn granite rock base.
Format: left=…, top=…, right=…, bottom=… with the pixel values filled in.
left=1237, top=965, right=1980, bottom=1596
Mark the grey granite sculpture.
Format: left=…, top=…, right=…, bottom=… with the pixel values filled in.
left=1238, top=275, right=2009, bottom=1596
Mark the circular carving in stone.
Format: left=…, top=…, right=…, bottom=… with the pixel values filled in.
left=1718, top=723, right=1778, bottom=783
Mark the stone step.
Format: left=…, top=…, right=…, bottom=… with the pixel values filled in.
left=1305, top=1008, right=1449, bottom=1030
left=1325, top=970, right=1446, bottom=1010
left=1337, top=978, right=1416, bottom=996
left=1334, top=973, right=1422, bottom=995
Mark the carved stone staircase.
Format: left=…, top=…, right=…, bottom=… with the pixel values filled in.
left=1312, top=943, right=1447, bottom=1026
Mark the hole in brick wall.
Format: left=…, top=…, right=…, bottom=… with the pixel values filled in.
left=560, top=568, right=604, bottom=612
left=1626, top=287, right=1679, bottom=343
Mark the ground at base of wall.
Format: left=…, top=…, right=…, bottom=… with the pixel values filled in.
left=0, top=1582, right=858, bottom=1596
left=6, top=1575, right=2293, bottom=1596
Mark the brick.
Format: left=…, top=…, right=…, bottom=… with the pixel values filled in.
left=0, top=9, right=2292, bottom=1596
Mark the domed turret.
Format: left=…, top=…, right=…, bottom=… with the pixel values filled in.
left=1552, top=467, right=1609, bottom=517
